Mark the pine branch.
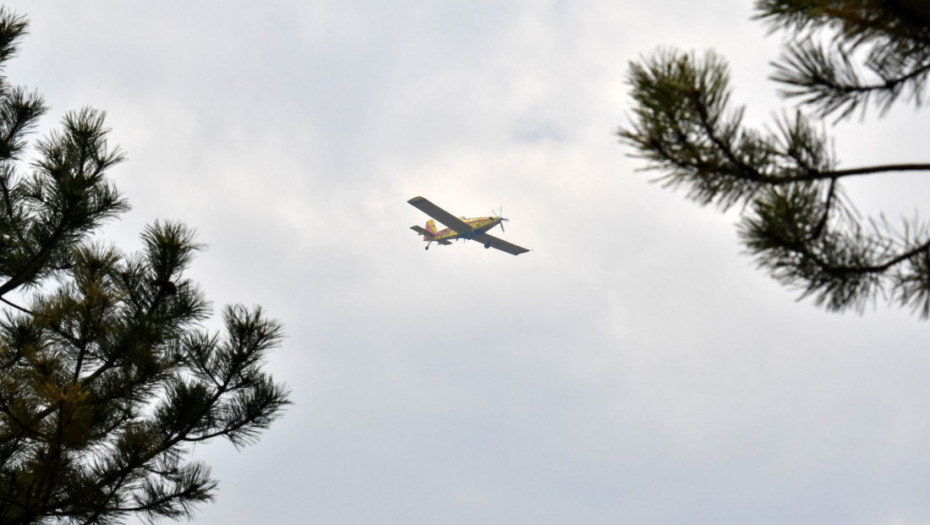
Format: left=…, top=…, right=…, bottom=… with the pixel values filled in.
left=740, top=183, right=930, bottom=315
left=828, top=162, right=930, bottom=178
left=0, top=297, right=29, bottom=314
left=619, top=49, right=779, bottom=209
left=773, top=41, right=930, bottom=119
left=758, top=0, right=930, bottom=118
left=623, top=41, right=930, bottom=317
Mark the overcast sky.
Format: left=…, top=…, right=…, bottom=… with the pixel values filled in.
left=6, top=2, right=930, bottom=524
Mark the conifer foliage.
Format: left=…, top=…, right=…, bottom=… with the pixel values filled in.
left=619, top=0, right=930, bottom=317
left=0, top=9, right=290, bottom=524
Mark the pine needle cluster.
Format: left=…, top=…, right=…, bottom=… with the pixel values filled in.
left=758, top=0, right=930, bottom=119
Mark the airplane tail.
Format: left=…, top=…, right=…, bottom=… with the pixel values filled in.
left=424, top=220, right=437, bottom=240
left=409, top=220, right=437, bottom=241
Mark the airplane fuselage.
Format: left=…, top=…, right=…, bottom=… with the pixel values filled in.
left=431, top=217, right=503, bottom=242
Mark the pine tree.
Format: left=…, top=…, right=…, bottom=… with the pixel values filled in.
left=0, top=9, right=290, bottom=524
left=619, top=0, right=930, bottom=317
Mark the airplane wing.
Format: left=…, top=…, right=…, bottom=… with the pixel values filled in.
left=471, top=233, right=530, bottom=255
left=407, top=196, right=474, bottom=234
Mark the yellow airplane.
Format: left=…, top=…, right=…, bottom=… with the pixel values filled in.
left=408, top=196, right=530, bottom=255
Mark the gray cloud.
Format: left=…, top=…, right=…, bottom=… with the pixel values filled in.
left=5, top=1, right=930, bottom=524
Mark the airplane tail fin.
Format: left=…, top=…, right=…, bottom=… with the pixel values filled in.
left=410, top=220, right=437, bottom=241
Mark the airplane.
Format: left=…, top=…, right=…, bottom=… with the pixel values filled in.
left=408, top=196, right=530, bottom=255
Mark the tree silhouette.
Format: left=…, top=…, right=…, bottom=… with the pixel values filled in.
left=0, top=8, right=290, bottom=524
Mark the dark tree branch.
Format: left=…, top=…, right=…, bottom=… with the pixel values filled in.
left=0, top=296, right=30, bottom=314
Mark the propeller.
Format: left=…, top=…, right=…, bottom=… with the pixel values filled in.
left=492, top=206, right=508, bottom=232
